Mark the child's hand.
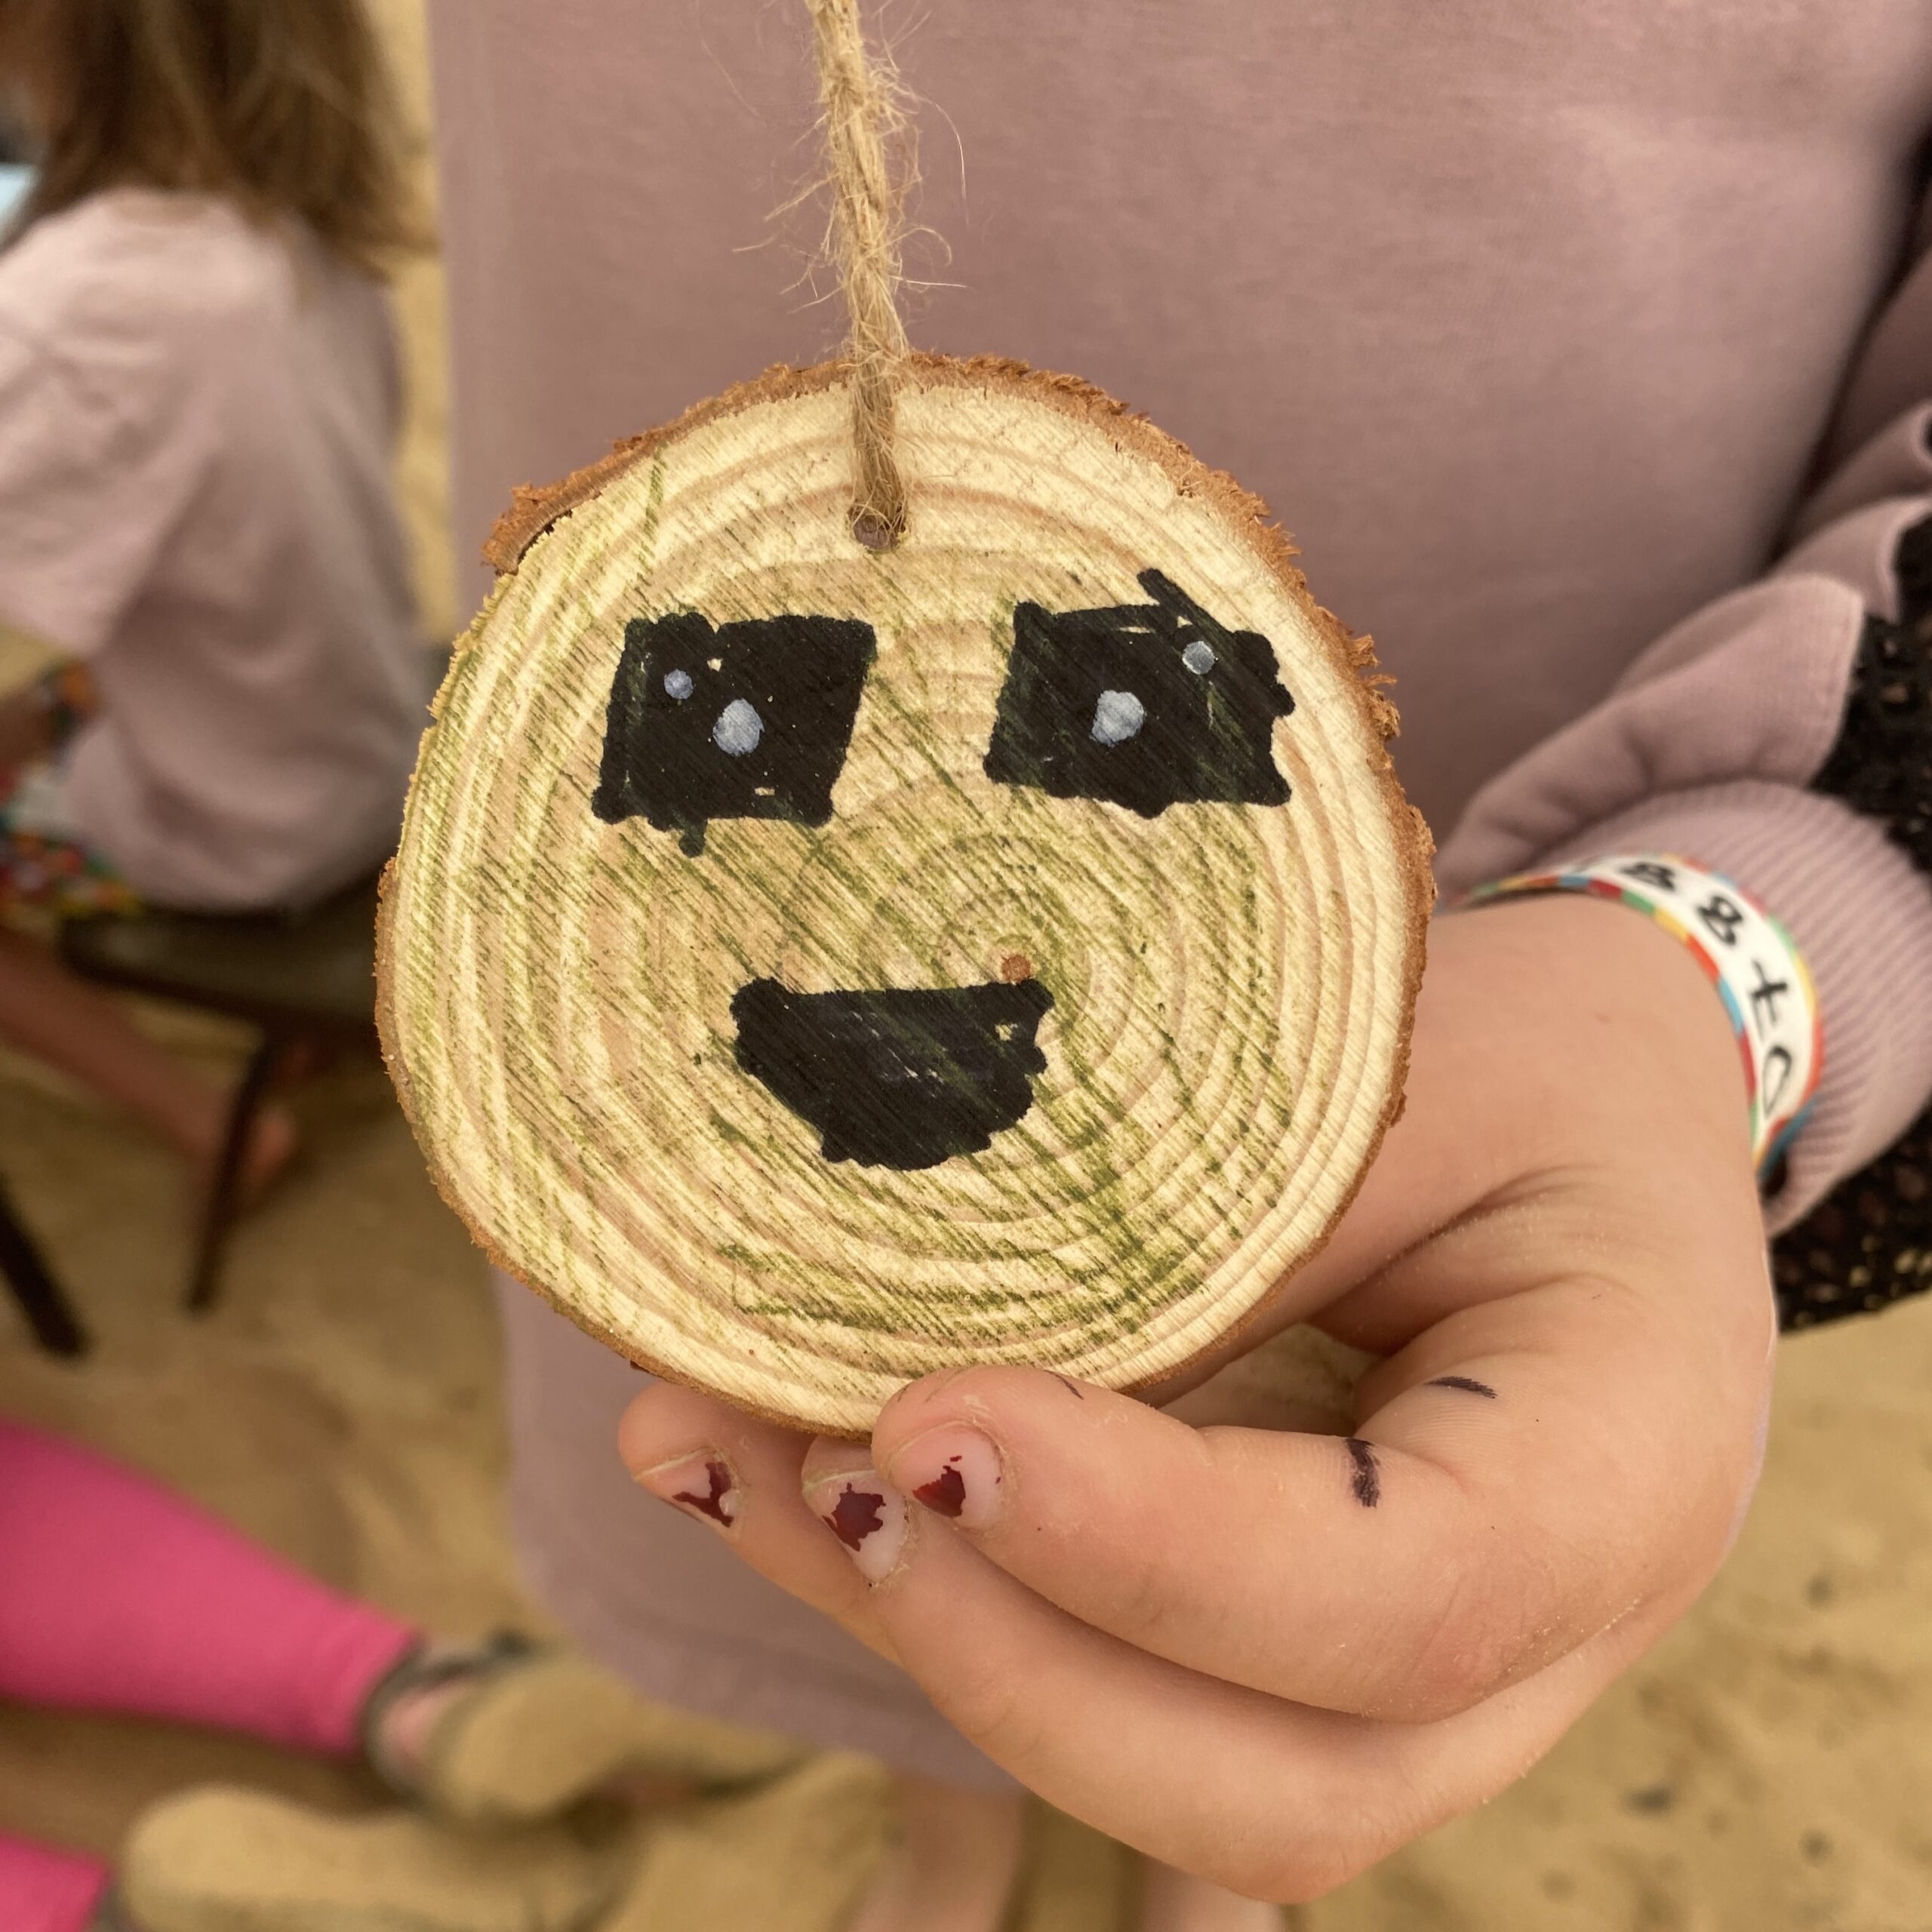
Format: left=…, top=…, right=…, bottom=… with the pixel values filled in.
left=619, top=894, right=1777, bottom=1901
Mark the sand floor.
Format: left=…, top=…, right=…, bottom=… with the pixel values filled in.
left=3, top=1014, right=1930, bottom=1932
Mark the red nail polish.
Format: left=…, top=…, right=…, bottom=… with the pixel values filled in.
left=893, top=1428, right=1002, bottom=1529
left=635, top=1451, right=739, bottom=1529
left=912, top=1459, right=966, bottom=1516
left=805, top=1470, right=908, bottom=1583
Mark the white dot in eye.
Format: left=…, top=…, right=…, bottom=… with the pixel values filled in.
left=1183, top=639, right=1216, bottom=675
left=712, top=698, right=764, bottom=755
left=663, top=668, right=694, bottom=700
left=1091, top=688, right=1146, bottom=746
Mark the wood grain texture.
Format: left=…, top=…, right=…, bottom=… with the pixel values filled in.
left=380, top=355, right=1431, bottom=1435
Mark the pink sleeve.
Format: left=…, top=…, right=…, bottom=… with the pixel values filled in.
left=0, top=319, right=208, bottom=657
left=1435, top=213, right=1932, bottom=1231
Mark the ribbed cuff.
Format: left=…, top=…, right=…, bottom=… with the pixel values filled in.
left=1527, top=781, right=1932, bottom=1232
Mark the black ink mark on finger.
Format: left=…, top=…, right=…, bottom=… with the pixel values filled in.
left=1427, top=1375, right=1498, bottom=1399
left=1344, top=1437, right=1381, bottom=1509
left=1051, top=1374, right=1087, bottom=1400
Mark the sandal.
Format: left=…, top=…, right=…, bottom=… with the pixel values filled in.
left=361, top=1634, right=808, bottom=1826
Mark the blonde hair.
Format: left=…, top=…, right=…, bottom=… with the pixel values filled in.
left=0, top=0, right=426, bottom=273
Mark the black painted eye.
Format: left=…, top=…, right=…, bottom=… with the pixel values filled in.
left=594, top=611, right=877, bottom=854
left=983, top=570, right=1294, bottom=817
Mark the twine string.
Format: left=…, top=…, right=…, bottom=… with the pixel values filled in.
left=805, top=0, right=911, bottom=551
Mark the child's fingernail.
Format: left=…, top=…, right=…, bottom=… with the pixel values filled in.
left=803, top=1469, right=909, bottom=1584
left=634, top=1451, right=740, bottom=1531
left=889, top=1426, right=1003, bottom=1530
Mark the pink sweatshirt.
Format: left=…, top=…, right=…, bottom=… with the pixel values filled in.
left=429, top=0, right=1932, bottom=1779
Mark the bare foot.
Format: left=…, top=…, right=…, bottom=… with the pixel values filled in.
left=238, top=1102, right=298, bottom=1202
left=196, top=1101, right=299, bottom=1208
left=365, top=1647, right=475, bottom=1783
left=845, top=1774, right=1026, bottom=1932
left=1139, top=1860, right=1284, bottom=1931
left=0, top=930, right=303, bottom=1208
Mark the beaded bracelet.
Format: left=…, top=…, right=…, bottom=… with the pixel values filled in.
left=1462, top=854, right=1823, bottom=1180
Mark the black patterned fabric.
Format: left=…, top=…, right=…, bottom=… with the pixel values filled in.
left=1810, top=516, right=1932, bottom=875
left=1773, top=1120, right=1932, bottom=1328
left=1777, top=511, right=1932, bottom=1329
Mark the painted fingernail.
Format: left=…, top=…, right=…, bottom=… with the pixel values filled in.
left=804, top=1469, right=909, bottom=1584
left=889, top=1426, right=1003, bottom=1530
left=634, top=1451, right=740, bottom=1531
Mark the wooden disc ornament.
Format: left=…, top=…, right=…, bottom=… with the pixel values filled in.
left=378, top=6, right=1431, bottom=1436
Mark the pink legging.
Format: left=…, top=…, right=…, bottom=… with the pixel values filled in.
left=0, top=1420, right=418, bottom=1932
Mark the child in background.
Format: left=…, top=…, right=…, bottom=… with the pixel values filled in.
left=0, top=0, right=432, bottom=1192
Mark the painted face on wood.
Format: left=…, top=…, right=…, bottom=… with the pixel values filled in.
left=592, top=571, right=1295, bottom=1171
left=380, top=361, right=1426, bottom=1433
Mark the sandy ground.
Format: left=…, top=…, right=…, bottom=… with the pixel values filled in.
left=5, top=1004, right=1932, bottom=1932
left=5, top=2, right=1932, bottom=1925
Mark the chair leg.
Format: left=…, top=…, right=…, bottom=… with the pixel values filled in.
left=186, top=1032, right=289, bottom=1314
left=0, top=1177, right=88, bottom=1356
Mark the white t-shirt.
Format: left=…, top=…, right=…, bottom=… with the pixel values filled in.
left=0, top=189, right=428, bottom=909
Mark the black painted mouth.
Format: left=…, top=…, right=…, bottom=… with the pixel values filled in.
left=731, top=977, right=1054, bottom=1170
